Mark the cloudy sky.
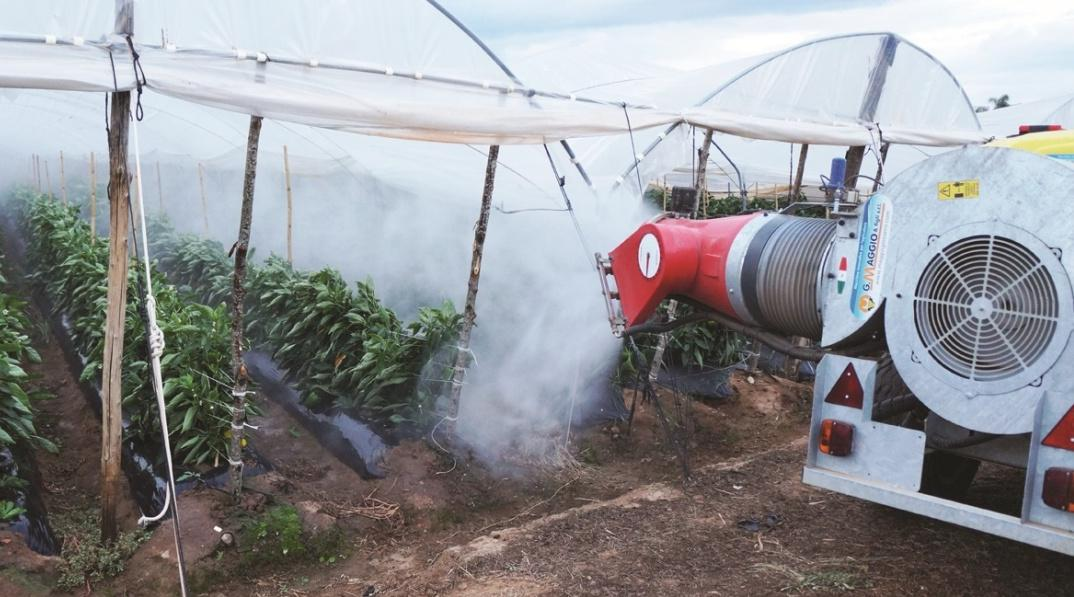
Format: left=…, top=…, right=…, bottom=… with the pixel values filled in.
left=446, top=0, right=1074, bottom=110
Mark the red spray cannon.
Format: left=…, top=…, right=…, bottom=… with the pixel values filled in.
left=597, top=211, right=837, bottom=340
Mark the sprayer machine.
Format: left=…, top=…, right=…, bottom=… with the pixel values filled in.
left=597, top=138, right=1074, bottom=555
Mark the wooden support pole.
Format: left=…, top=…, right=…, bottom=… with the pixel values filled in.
left=283, top=145, right=293, bottom=265
left=89, top=152, right=97, bottom=235
left=100, top=90, right=131, bottom=543
left=59, top=151, right=67, bottom=206
left=44, top=160, right=52, bottom=199
left=693, top=128, right=713, bottom=217
left=791, top=143, right=809, bottom=202
left=844, top=146, right=865, bottom=190
left=872, top=142, right=890, bottom=193
left=32, top=155, right=39, bottom=191
left=197, top=162, right=209, bottom=235
left=228, top=116, right=263, bottom=496
left=449, top=145, right=500, bottom=418
left=156, top=161, right=164, bottom=215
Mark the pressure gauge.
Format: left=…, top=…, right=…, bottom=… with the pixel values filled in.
left=637, top=233, right=661, bottom=279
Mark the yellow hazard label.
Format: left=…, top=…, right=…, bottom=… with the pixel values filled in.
left=937, top=179, right=980, bottom=200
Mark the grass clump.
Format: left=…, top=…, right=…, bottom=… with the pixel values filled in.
left=239, top=504, right=346, bottom=569
left=53, top=508, right=150, bottom=592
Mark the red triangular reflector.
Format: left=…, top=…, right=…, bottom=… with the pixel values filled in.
left=825, top=364, right=864, bottom=409
left=1042, top=405, right=1074, bottom=451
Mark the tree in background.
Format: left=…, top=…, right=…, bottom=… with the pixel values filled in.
left=976, top=93, right=1012, bottom=113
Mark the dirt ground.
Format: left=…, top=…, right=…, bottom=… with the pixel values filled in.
left=195, top=373, right=1074, bottom=595
left=3, top=301, right=1074, bottom=596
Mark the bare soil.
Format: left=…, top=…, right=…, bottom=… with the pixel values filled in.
left=4, top=318, right=1073, bottom=597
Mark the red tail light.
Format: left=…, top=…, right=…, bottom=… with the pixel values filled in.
left=819, top=419, right=854, bottom=457
left=1043, top=468, right=1074, bottom=512
left=1018, top=124, right=1063, bottom=135
left=824, top=364, right=864, bottom=409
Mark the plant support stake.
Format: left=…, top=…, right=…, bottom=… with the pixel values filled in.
left=283, top=145, right=293, bottom=264
left=100, top=90, right=132, bottom=543
left=228, top=115, right=263, bottom=495
left=59, top=150, right=67, bottom=206
left=449, top=145, right=499, bottom=419
left=156, top=161, right=164, bottom=214
left=89, top=152, right=97, bottom=235
left=198, top=162, right=209, bottom=235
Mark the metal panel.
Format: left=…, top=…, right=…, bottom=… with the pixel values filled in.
left=807, top=355, right=925, bottom=492
left=803, top=467, right=1074, bottom=557
left=883, top=146, right=1074, bottom=434
left=1023, top=390, right=1074, bottom=532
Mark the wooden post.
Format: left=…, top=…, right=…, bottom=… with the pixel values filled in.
left=44, top=161, right=52, bottom=199
left=100, top=90, right=131, bottom=543
left=198, top=162, right=209, bottom=235
left=283, top=145, right=294, bottom=265
left=89, top=152, right=97, bottom=235
left=693, top=128, right=713, bottom=217
left=156, top=161, right=164, bottom=215
left=449, top=145, right=500, bottom=417
left=791, top=143, right=809, bottom=203
left=872, top=142, right=890, bottom=193
left=59, top=151, right=67, bottom=206
left=32, top=155, right=39, bottom=191
left=844, top=146, right=865, bottom=190
left=227, top=116, right=263, bottom=496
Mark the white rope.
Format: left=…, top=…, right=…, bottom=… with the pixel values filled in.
left=130, top=108, right=188, bottom=597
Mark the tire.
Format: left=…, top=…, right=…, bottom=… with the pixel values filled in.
left=920, top=451, right=980, bottom=500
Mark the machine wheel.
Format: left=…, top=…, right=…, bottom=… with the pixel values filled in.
left=871, top=354, right=922, bottom=422
left=920, top=451, right=980, bottom=500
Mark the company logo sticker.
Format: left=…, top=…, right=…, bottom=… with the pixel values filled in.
left=850, top=195, right=892, bottom=319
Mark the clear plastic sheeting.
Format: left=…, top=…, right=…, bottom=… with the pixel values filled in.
left=555, top=33, right=984, bottom=193
left=979, top=95, right=1074, bottom=137
left=0, top=1, right=987, bottom=149
left=705, top=33, right=979, bottom=134
left=0, top=42, right=135, bottom=92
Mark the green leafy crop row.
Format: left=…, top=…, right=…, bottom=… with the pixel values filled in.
left=148, top=220, right=461, bottom=427
left=0, top=237, right=55, bottom=517
left=14, top=190, right=254, bottom=467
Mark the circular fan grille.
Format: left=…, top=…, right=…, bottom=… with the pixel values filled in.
left=913, top=235, right=1059, bottom=382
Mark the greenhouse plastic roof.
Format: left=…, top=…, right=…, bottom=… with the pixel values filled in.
left=0, top=1, right=985, bottom=148
left=979, top=94, right=1074, bottom=137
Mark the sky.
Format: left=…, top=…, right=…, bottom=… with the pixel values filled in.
left=445, top=0, right=1074, bottom=110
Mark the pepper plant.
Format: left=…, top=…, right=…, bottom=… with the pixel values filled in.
left=15, top=191, right=253, bottom=467
left=149, top=220, right=462, bottom=427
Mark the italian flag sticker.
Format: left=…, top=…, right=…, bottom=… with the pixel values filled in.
left=837, top=256, right=848, bottom=294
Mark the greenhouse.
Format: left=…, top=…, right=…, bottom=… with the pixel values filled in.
left=2, top=1, right=1066, bottom=595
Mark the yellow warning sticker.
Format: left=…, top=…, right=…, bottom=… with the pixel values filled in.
left=937, top=179, right=980, bottom=200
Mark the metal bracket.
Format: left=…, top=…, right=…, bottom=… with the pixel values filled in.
left=595, top=253, right=625, bottom=337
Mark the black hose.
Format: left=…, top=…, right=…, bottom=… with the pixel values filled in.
left=623, top=309, right=826, bottom=362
